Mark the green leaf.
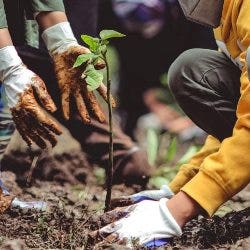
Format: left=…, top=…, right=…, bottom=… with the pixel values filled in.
left=149, top=176, right=169, bottom=189
left=81, top=35, right=100, bottom=52
left=147, top=128, right=159, bottom=166
left=99, top=30, right=126, bottom=40
left=102, top=40, right=110, bottom=45
left=73, top=53, right=94, bottom=68
left=177, top=145, right=199, bottom=165
left=84, top=64, right=103, bottom=91
left=100, top=45, right=107, bottom=54
left=93, top=167, right=105, bottom=185
left=165, top=137, right=177, bottom=162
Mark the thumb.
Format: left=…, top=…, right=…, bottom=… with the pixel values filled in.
left=31, top=75, right=57, bottom=112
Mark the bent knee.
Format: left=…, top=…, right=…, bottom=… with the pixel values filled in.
left=168, top=48, right=204, bottom=95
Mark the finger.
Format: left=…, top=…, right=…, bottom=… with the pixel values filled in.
left=0, top=192, right=14, bottom=214
left=110, top=197, right=135, bottom=209
left=53, top=55, right=71, bottom=119
left=35, top=110, right=62, bottom=136
left=42, top=118, right=62, bottom=136
left=36, top=124, right=57, bottom=147
left=74, top=88, right=91, bottom=124
left=61, top=87, right=70, bottom=120
left=27, top=129, right=47, bottom=149
left=69, top=45, right=91, bottom=57
left=118, top=237, right=128, bottom=245
left=13, top=106, right=59, bottom=149
left=99, top=222, right=122, bottom=236
left=11, top=109, right=32, bottom=147
left=16, top=125, right=32, bottom=148
left=97, top=83, right=116, bottom=108
left=83, top=89, right=106, bottom=123
left=26, top=109, right=56, bottom=149
left=105, top=233, right=119, bottom=244
left=101, top=208, right=130, bottom=226
left=94, top=60, right=106, bottom=70
left=100, top=205, right=136, bottom=227
left=31, top=76, right=57, bottom=113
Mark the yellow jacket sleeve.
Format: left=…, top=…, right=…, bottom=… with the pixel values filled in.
left=169, top=135, right=221, bottom=193
left=181, top=0, right=250, bottom=216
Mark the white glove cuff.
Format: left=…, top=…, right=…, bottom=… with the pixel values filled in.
left=0, top=46, right=22, bottom=82
left=161, top=185, right=174, bottom=198
left=42, top=22, right=78, bottom=55
left=159, top=198, right=182, bottom=236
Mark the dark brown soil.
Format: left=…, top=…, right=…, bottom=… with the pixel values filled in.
left=0, top=133, right=249, bottom=249
left=171, top=208, right=250, bottom=249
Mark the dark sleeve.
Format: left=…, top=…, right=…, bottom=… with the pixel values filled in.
left=29, top=0, right=65, bottom=13
left=0, top=0, right=8, bottom=28
left=185, top=22, right=217, bottom=50
left=64, top=0, right=98, bottom=41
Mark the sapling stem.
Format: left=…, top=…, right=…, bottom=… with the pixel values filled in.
left=103, top=52, right=114, bottom=212
left=74, top=30, right=125, bottom=212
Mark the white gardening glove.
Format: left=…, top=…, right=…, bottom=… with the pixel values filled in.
left=0, top=46, right=61, bottom=149
left=111, top=185, right=174, bottom=208
left=42, top=22, right=115, bottom=123
left=41, top=22, right=79, bottom=55
left=93, top=198, right=182, bottom=248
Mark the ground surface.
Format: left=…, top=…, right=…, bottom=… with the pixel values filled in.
left=0, top=129, right=249, bottom=249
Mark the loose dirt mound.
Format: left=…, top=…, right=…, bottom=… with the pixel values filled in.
left=0, top=131, right=249, bottom=249
left=1, top=129, right=92, bottom=185
left=0, top=171, right=249, bottom=249
left=171, top=208, right=250, bottom=249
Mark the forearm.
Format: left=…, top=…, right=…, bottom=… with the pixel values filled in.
left=167, top=191, right=202, bottom=228
left=29, top=0, right=66, bottom=30
left=0, top=0, right=7, bottom=29
left=0, top=28, right=13, bottom=48
left=36, top=11, right=67, bottom=31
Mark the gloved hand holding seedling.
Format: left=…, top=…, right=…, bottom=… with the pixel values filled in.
left=42, top=24, right=122, bottom=124
left=68, top=29, right=126, bottom=210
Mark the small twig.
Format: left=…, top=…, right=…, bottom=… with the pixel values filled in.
left=26, top=148, right=43, bottom=185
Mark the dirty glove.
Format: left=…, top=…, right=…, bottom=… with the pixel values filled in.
left=0, top=46, right=62, bottom=149
left=42, top=22, right=115, bottom=123
left=11, top=198, right=46, bottom=211
left=0, top=187, right=13, bottom=213
left=111, top=185, right=174, bottom=208
left=93, top=198, right=182, bottom=248
left=0, top=181, right=46, bottom=212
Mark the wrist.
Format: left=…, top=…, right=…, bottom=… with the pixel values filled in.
left=36, top=11, right=67, bottom=31
left=166, top=191, right=202, bottom=228
left=0, top=46, right=22, bottom=82
left=0, top=28, right=13, bottom=48
left=159, top=198, right=182, bottom=236
left=42, top=22, right=78, bottom=55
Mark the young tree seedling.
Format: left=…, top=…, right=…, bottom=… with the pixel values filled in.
left=73, top=30, right=125, bottom=211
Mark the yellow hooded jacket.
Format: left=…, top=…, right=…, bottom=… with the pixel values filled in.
left=170, top=0, right=250, bottom=216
